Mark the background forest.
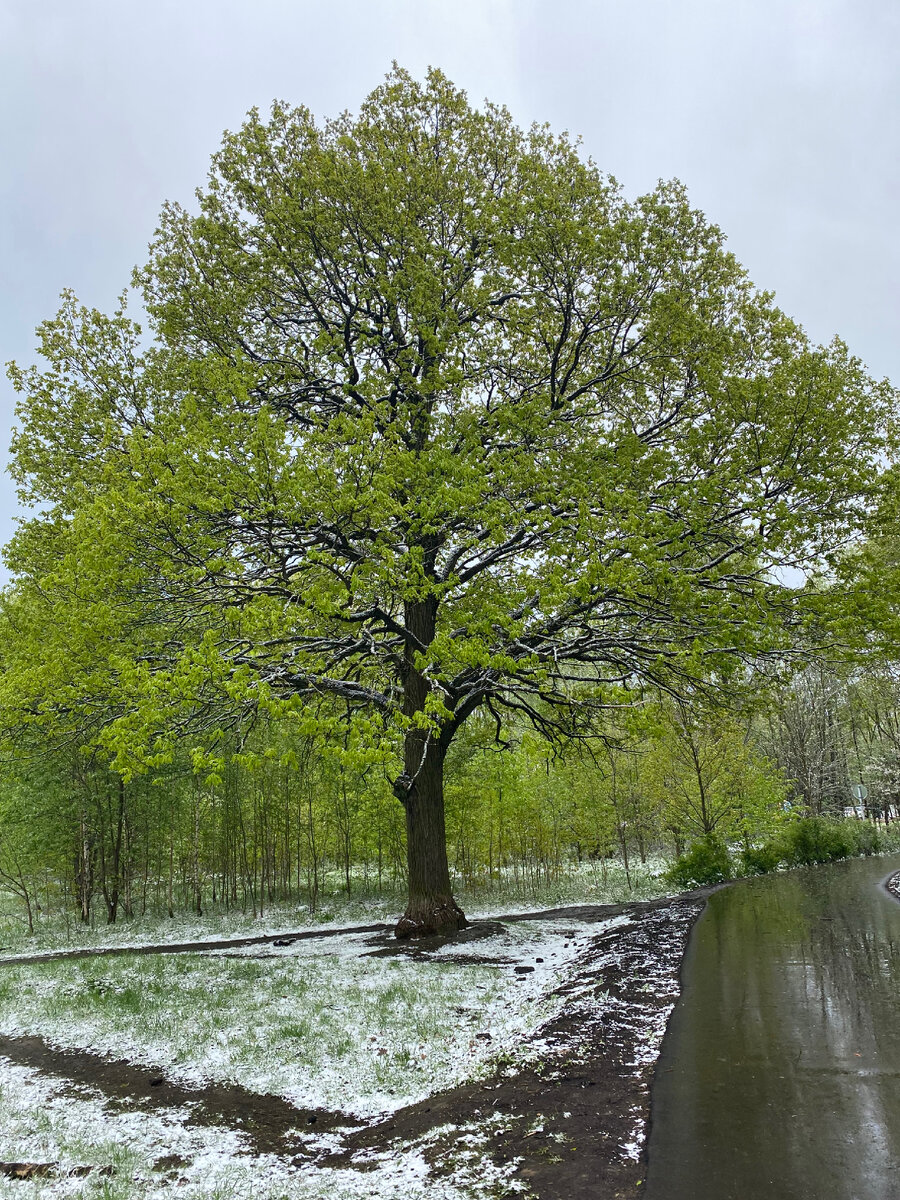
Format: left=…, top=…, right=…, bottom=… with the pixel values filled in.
left=1, top=663, right=899, bottom=936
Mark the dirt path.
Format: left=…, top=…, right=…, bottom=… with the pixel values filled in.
left=0, top=1032, right=361, bottom=1157
left=0, top=893, right=708, bottom=1197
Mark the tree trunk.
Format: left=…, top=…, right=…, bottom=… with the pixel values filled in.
left=77, top=809, right=92, bottom=924
left=103, top=776, right=125, bottom=924
left=395, top=734, right=466, bottom=937
left=394, top=596, right=466, bottom=938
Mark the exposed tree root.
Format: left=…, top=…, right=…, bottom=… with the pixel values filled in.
left=394, top=897, right=469, bottom=939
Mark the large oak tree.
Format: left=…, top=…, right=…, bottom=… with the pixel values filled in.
left=6, top=69, right=891, bottom=935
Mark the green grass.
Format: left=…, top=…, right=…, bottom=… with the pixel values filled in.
left=0, top=915, right=590, bottom=1196
left=0, top=928, right=567, bottom=1115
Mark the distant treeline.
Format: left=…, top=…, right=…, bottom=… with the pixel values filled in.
left=1, top=665, right=897, bottom=933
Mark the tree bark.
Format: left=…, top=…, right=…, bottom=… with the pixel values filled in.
left=77, top=809, right=92, bottom=924
left=394, top=596, right=467, bottom=938
left=103, top=776, right=125, bottom=924
left=395, top=734, right=466, bottom=937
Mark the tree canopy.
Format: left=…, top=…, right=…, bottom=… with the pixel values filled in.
left=4, top=67, right=892, bottom=934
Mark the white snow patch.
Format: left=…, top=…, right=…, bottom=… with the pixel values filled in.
left=0, top=1060, right=525, bottom=1200
left=0, top=858, right=672, bottom=961
left=0, top=918, right=622, bottom=1120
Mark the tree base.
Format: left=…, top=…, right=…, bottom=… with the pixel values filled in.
left=395, top=897, right=468, bottom=939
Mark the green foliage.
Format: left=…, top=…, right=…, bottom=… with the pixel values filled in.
left=666, top=836, right=733, bottom=888
left=737, top=817, right=883, bottom=879
left=738, top=841, right=783, bottom=875
left=777, top=817, right=850, bottom=866
left=847, top=819, right=881, bottom=857
left=6, top=68, right=890, bottom=772
left=643, top=704, right=790, bottom=845
left=776, top=816, right=881, bottom=866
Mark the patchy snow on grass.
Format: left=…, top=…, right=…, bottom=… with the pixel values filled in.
left=0, top=905, right=391, bottom=965
left=464, top=859, right=672, bottom=920
left=0, top=901, right=704, bottom=1196
left=0, top=859, right=670, bottom=961
left=0, top=918, right=617, bottom=1119
left=0, top=896, right=396, bottom=963
left=0, top=1058, right=525, bottom=1200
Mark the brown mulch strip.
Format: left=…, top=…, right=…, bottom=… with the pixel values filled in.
left=0, top=1034, right=362, bottom=1158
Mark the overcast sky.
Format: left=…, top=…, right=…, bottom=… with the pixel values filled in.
left=2, top=0, right=898, bottom=560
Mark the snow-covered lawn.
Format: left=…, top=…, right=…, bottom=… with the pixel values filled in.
left=0, top=920, right=612, bottom=1117
left=0, top=864, right=685, bottom=1200
left=0, top=859, right=670, bottom=960
left=0, top=1058, right=524, bottom=1200
left=0, top=915, right=635, bottom=1198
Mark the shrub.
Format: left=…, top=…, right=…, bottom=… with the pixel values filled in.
left=774, top=816, right=879, bottom=867
left=739, top=841, right=782, bottom=876
left=666, top=836, right=733, bottom=888
left=667, top=817, right=883, bottom=892
left=878, top=823, right=900, bottom=852
left=776, top=817, right=839, bottom=865
left=844, top=819, right=880, bottom=857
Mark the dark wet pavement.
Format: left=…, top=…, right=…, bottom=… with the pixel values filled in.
left=645, top=852, right=900, bottom=1200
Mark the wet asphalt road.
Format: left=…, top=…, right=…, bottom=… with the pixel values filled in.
left=645, top=851, right=900, bottom=1200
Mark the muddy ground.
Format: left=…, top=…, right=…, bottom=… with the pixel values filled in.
left=0, top=892, right=709, bottom=1199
